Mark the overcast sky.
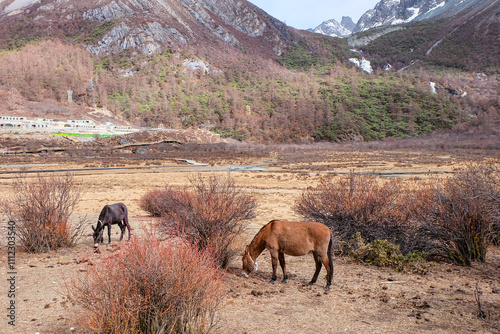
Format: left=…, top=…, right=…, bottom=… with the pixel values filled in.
left=248, top=0, right=381, bottom=30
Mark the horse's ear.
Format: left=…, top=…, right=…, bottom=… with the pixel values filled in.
left=96, top=221, right=102, bottom=229
left=245, top=245, right=249, bottom=253
left=91, top=225, right=95, bottom=231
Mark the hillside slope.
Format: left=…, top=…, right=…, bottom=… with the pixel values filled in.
left=349, top=0, right=500, bottom=71
left=0, top=0, right=288, bottom=56
left=0, top=0, right=497, bottom=144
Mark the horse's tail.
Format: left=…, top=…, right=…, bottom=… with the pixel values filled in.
left=327, top=232, right=334, bottom=277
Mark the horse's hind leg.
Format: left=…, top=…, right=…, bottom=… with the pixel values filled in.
left=324, top=235, right=334, bottom=290
left=278, top=252, right=288, bottom=283
left=118, top=222, right=125, bottom=241
left=123, top=215, right=131, bottom=240
left=309, top=252, right=323, bottom=285
left=323, top=254, right=334, bottom=290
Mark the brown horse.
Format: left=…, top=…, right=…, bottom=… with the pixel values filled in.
left=242, top=220, right=334, bottom=289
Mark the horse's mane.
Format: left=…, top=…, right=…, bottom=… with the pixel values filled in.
left=249, top=220, right=277, bottom=246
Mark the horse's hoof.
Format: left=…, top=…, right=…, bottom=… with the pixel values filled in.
left=308, top=281, right=316, bottom=286
left=269, top=279, right=276, bottom=285
left=282, top=279, right=288, bottom=284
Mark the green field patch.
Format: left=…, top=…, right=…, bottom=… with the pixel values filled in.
left=52, top=132, right=114, bottom=138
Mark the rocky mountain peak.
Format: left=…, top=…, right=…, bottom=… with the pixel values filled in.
left=309, top=16, right=355, bottom=38
left=0, top=0, right=294, bottom=57
left=352, top=0, right=488, bottom=33
left=340, top=16, right=356, bottom=31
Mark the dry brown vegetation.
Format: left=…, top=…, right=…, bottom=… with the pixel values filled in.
left=1, top=40, right=498, bottom=143
left=69, top=229, right=225, bottom=334
left=1, top=131, right=500, bottom=333
left=142, top=174, right=257, bottom=268
left=1, top=173, right=85, bottom=253
left=297, top=163, right=500, bottom=266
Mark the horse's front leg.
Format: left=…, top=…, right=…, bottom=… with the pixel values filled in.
left=107, top=224, right=112, bottom=245
left=278, top=252, right=288, bottom=283
left=309, top=252, right=323, bottom=285
left=270, top=251, right=278, bottom=284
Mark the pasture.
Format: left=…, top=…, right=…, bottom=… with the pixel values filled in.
left=0, top=133, right=499, bottom=333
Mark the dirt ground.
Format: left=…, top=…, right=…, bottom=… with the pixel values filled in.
left=1, top=130, right=499, bottom=334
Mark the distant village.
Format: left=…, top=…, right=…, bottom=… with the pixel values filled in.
left=0, top=116, right=138, bottom=135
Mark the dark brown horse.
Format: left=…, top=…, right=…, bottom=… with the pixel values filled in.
left=242, top=220, right=334, bottom=289
left=92, top=202, right=131, bottom=248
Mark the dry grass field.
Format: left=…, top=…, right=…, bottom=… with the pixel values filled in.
left=1, top=130, right=499, bottom=333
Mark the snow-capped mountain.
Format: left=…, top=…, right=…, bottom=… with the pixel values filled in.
left=350, top=0, right=499, bottom=71
left=353, top=0, right=485, bottom=33
left=309, top=16, right=356, bottom=38
left=311, top=0, right=492, bottom=37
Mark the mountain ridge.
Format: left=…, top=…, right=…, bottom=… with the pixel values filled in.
left=351, top=0, right=500, bottom=71
left=353, top=0, right=497, bottom=33
left=0, top=0, right=296, bottom=58
left=309, top=16, right=356, bottom=38
left=307, top=0, right=499, bottom=72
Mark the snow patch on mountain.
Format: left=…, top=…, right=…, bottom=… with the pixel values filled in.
left=349, top=58, right=373, bottom=73
left=354, top=0, right=449, bottom=33
left=392, top=7, right=420, bottom=25
left=349, top=50, right=373, bottom=73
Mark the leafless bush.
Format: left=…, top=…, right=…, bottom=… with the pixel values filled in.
left=295, top=173, right=420, bottom=254
left=69, top=228, right=225, bottom=334
left=155, top=174, right=257, bottom=268
left=139, top=188, right=174, bottom=217
left=416, top=164, right=499, bottom=265
left=297, top=165, right=500, bottom=266
left=483, top=164, right=500, bottom=245
left=1, top=173, right=84, bottom=253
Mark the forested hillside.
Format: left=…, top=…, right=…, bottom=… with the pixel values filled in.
left=352, top=0, right=500, bottom=72
left=0, top=0, right=498, bottom=143
left=2, top=40, right=489, bottom=142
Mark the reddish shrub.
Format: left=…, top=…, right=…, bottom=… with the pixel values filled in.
left=416, top=163, right=500, bottom=265
left=69, top=228, right=225, bottom=334
left=297, top=164, right=500, bottom=266
left=139, top=188, right=176, bottom=217
left=1, top=173, right=84, bottom=252
left=157, top=174, right=257, bottom=268
left=295, top=172, right=420, bottom=254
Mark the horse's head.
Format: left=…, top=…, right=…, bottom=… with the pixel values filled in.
left=91, top=221, right=104, bottom=248
left=241, top=245, right=258, bottom=278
